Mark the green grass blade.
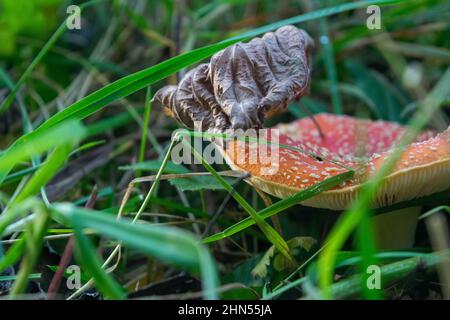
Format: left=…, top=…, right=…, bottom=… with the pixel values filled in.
left=316, top=81, right=381, bottom=118
left=319, top=18, right=343, bottom=114
left=119, top=160, right=189, bottom=174
left=140, top=197, right=209, bottom=219
left=1, top=166, right=41, bottom=187
left=329, top=252, right=447, bottom=299
left=53, top=203, right=219, bottom=299
left=0, top=238, right=26, bottom=274
left=84, top=111, right=138, bottom=137
left=138, top=87, right=152, bottom=177
left=318, top=67, right=450, bottom=299
left=419, top=205, right=450, bottom=219
left=0, top=0, right=104, bottom=114
left=9, top=208, right=49, bottom=298
left=355, top=211, right=380, bottom=299
left=265, top=251, right=429, bottom=299
left=71, top=212, right=126, bottom=300
left=9, top=144, right=73, bottom=207
left=0, top=273, right=41, bottom=282
left=203, top=170, right=354, bottom=243
left=0, top=144, right=75, bottom=282
left=0, top=68, right=32, bottom=133
left=35, top=40, right=241, bottom=133
left=344, top=61, right=403, bottom=121
left=180, top=137, right=293, bottom=263
left=379, top=41, right=450, bottom=62
left=0, top=120, right=85, bottom=176
left=226, top=0, right=401, bottom=41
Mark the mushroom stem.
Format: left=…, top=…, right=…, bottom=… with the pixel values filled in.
left=371, top=206, right=421, bottom=250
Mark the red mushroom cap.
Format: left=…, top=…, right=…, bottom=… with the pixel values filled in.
left=224, top=113, right=449, bottom=210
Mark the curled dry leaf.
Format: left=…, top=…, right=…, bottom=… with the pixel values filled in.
left=154, top=25, right=314, bottom=132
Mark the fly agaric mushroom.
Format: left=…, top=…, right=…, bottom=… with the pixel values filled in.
left=153, top=25, right=449, bottom=249
left=224, top=114, right=450, bottom=248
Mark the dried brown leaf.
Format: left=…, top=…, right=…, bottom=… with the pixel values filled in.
left=154, top=25, right=314, bottom=132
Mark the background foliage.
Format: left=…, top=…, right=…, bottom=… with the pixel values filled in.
left=0, top=0, right=449, bottom=300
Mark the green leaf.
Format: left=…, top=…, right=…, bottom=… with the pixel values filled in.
left=47, top=265, right=90, bottom=283
left=120, top=159, right=234, bottom=191
left=252, top=237, right=317, bottom=278
left=169, top=176, right=235, bottom=192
